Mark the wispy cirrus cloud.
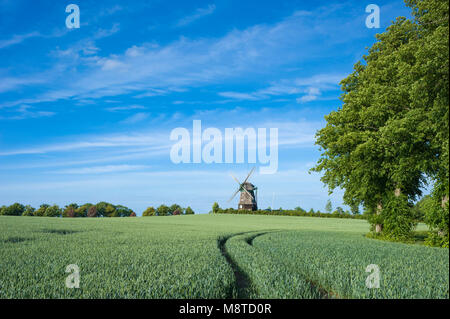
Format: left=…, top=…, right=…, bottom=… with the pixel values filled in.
left=218, top=73, right=343, bottom=103
left=105, top=105, right=146, bottom=112
left=120, top=112, right=150, bottom=124
left=0, top=104, right=55, bottom=120
left=176, top=4, right=216, bottom=27
left=0, top=132, right=168, bottom=156
left=54, top=164, right=150, bottom=174
left=0, top=31, right=41, bottom=49
left=1, top=6, right=358, bottom=110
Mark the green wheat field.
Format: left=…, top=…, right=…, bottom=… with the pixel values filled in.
left=0, top=215, right=448, bottom=299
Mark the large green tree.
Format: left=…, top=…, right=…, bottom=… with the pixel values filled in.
left=312, top=0, right=448, bottom=241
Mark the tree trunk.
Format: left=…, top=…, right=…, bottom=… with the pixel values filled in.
left=442, top=195, right=449, bottom=208
left=375, top=202, right=383, bottom=233
left=438, top=195, right=449, bottom=237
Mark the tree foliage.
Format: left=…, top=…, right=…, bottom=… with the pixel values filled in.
left=143, top=206, right=156, bottom=216
left=0, top=203, right=25, bottom=216
left=311, top=0, right=448, bottom=244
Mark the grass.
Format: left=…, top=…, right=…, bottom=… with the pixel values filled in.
left=0, top=215, right=448, bottom=299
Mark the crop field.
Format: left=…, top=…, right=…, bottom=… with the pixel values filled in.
left=0, top=215, right=448, bottom=299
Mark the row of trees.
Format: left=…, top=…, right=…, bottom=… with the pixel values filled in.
left=0, top=202, right=197, bottom=217
left=0, top=202, right=136, bottom=217
left=210, top=203, right=366, bottom=219
left=142, top=204, right=195, bottom=216
left=312, top=0, right=449, bottom=246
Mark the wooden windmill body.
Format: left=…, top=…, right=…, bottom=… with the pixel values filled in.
left=229, top=168, right=258, bottom=211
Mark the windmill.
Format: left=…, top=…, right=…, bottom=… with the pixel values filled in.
left=228, top=167, right=258, bottom=211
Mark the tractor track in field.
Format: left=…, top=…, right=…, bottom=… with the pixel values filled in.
left=218, top=232, right=255, bottom=299
left=218, top=230, right=276, bottom=298
left=218, top=230, right=337, bottom=299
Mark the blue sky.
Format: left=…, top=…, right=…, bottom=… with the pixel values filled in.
left=0, top=0, right=413, bottom=214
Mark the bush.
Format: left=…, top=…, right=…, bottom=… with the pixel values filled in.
left=169, top=204, right=183, bottom=215
left=156, top=205, right=170, bottom=216
left=424, top=193, right=449, bottom=248
left=63, top=204, right=78, bottom=218
left=185, top=206, right=195, bottom=215
left=142, top=207, right=156, bottom=216
left=44, top=205, right=62, bottom=217
left=34, top=204, right=49, bottom=216
left=214, top=206, right=365, bottom=220
left=22, top=205, right=35, bottom=216
left=64, top=207, right=76, bottom=218
left=87, top=206, right=97, bottom=217
left=76, top=204, right=92, bottom=217
left=1, top=203, right=25, bottom=216
left=380, top=194, right=416, bottom=242
left=115, top=205, right=133, bottom=217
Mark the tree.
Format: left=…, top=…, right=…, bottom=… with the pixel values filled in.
left=1, top=203, right=25, bottom=216
left=169, top=204, right=183, bottom=215
left=156, top=205, right=170, bottom=216
left=325, top=200, right=332, bottom=214
left=104, top=204, right=117, bottom=217
left=142, top=206, right=156, bottom=216
left=130, top=212, right=136, bottom=217
left=76, top=203, right=93, bottom=217
left=312, top=0, right=448, bottom=240
left=87, top=206, right=97, bottom=217
left=424, top=188, right=449, bottom=247
left=95, top=202, right=111, bottom=217
left=64, top=207, right=76, bottom=218
left=34, top=204, right=49, bottom=216
left=22, top=205, right=35, bottom=216
left=350, top=203, right=360, bottom=215
left=65, top=203, right=79, bottom=210
left=63, top=203, right=78, bottom=217
left=185, top=206, right=195, bottom=215
left=44, top=205, right=62, bottom=217
left=212, top=202, right=220, bottom=214
left=116, top=205, right=132, bottom=217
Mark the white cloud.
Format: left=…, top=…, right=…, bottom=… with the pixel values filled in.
left=99, top=5, right=123, bottom=17
left=1, top=9, right=347, bottom=107
left=176, top=4, right=216, bottom=27
left=0, top=31, right=41, bottom=49
left=120, top=112, right=150, bottom=124
left=297, top=87, right=321, bottom=103
left=218, top=91, right=261, bottom=100
left=0, top=104, right=55, bottom=120
left=94, top=23, right=120, bottom=39
left=0, top=7, right=359, bottom=111
left=218, top=74, right=341, bottom=102
left=55, top=165, right=150, bottom=174
left=105, top=105, right=146, bottom=112
left=0, top=132, right=168, bottom=156
left=0, top=76, right=47, bottom=94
